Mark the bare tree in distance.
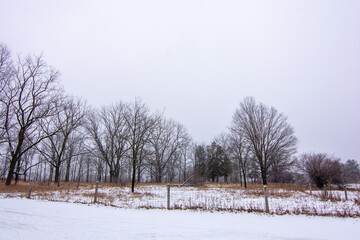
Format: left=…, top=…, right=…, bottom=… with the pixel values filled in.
left=231, top=97, right=298, bottom=185
left=177, top=132, right=193, bottom=182
left=85, top=102, right=129, bottom=183
left=148, top=118, right=190, bottom=183
left=37, top=96, right=87, bottom=186
left=227, top=131, right=251, bottom=187
left=298, top=153, right=344, bottom=188
left=125, top=98, right=161, bottom=192
left=2, top=52, right=62, bottom=186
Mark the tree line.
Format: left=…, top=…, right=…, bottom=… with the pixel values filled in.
left=1, top=44, right=359, bottom=190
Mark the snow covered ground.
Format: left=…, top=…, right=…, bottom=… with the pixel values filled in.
left=0, top=198, right=359, bottom=240
left=3, top=183, right=359, bottom=217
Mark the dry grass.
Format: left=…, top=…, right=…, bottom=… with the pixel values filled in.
left=1, top=180, right=360, bottom=218
left=0, top=180, right=339, bottom=201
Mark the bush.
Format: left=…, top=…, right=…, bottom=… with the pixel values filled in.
left=299, top=153, right=344, bottom=188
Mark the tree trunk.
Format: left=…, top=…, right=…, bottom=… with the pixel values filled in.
left=137, top=165, right=141, bottom=183
left=48, top=165, right=53, bottom=186
left=5, top=157, right=16, bottom=185
left=104, top=164, right=108, bottom=183
left=64, top=156, right=72, bottom=182
left=15, top=157, right=22, bottom=185
left=5, top=129, right=26, bottom=186
left=54, top=164, right=60, bottom=185
left=242, top=168, right=247, bottom=188
left=262, top=176, right=267, bottom=185
left=86, top=160, right=90, bottom=182
left=238, top=162, right=243, bottom=187
left=43, top=162, right=47, bottom=182
left=131, top=155, right=136, bottom=193
left=156, top=175, right=162, bottom=183
left=77, top=161, right=82, bottom=187
left=109, top=170, right=113, bottom=183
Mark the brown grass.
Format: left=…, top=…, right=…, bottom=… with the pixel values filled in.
left=1, top=180, right=359, bottom=217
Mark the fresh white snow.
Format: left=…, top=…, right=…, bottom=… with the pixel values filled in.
left=0, top=198, right=359, bottom=240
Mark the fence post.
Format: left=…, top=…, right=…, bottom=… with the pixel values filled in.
left=27, top=182, right=32, bottom=199
left=167, top=184, right=171, bottom=210
left=94, top=181, right=99, bottom=203
left=309, top=185, right=312, bottom=195
left=264, top=185, right=269, bottom=213
left=344, top=187, right=348, bottom=201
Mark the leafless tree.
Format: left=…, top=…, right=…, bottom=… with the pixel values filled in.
left=124, top=98, right=160, bottom=192
left=298, top=153, right=344, bottom=188
left=227, top=131, right=251, bottom=187
left=147, top=118, right=190, bottom=183
left=86, top=102, right=129, bottom=183
left=2, top=53, right=61, bottom=185
left=0, top=44, right=14, bottom=146
left=231, top=97, right=298, bottom=185
left=177, top=136, right=193, bottom=182
left=37, top=96, right=86, bottom=186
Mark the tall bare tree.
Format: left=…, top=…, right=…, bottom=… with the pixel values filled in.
left=177, top=135, right=193, bottom=182
left=86, top=102, right=129, bottom=183
left=227, top=131, right=251, bottom=187
left=2, top=53, right=61, bottom=185
left=148, top=118, right=190, bottom=183
left=37, top=96, right=86, bottom=186
left=124, top=98, right=160, bottom=192
left=0, top=44, right=14, bottom=146
left=231, top=97, right=297, bottom=185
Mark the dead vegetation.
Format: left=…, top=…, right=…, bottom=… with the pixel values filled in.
left=1, top=180, right=359, bottom=217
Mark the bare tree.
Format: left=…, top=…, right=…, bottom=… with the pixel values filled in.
left=227, top=131, right=251, bottom=187
left=177, top=136, right=193, bottom=182
left=298, top=153, right=344, bottom=188
left=99, top=102, right=129, bottom=183
left=0, top=44, right=14, bottom=146
left=147, top=118, right=190, bottom=183
left=86, top=102, right=129, bottom=183
left=2, top=53, right=61, bottom=185
left=124, top=98, right=160, bottom=192
left=37, top=96, right=87, bottom=186
left=231, top=97, right=298, bottom=185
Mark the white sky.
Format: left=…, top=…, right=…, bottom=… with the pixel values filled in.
left=1, top=0, right=359, bottom=161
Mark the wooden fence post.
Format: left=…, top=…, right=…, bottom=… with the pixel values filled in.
left=167, top=184, right=171, bottom=210
left=27, top=182, right=32, bottom=199
left=94, top=181, right=99, bottom=203
left=309, top=185, right=312, bottom=195
left=344, top=187, right=348, bottom=201
left=264, top=185, right=269, bottom=213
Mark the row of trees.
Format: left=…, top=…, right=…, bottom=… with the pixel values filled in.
left=0, top=44, right=192, bottom=192
left=190, top=98, right=359, bottom=188
left=1, top=44, right=359, bottom=190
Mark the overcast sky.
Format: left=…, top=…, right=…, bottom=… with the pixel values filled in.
left=1, top=0, right=359, bottom=161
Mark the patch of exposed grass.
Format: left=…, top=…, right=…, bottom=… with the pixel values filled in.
left=1, top=180, right=360, bottom=217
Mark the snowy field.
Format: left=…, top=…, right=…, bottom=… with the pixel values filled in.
left=0, top=198, right=359, bottom=240
left=2, top=183, right=359, bottom=217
